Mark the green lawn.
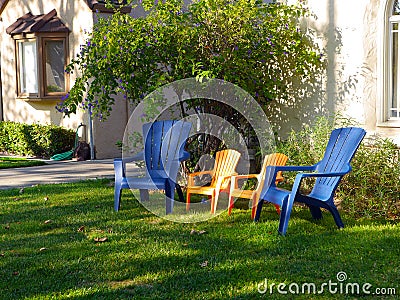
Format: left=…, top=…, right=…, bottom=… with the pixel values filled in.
left=0, top=179, right=398, bottom=299
left=0, top=157, right=46, bottom=169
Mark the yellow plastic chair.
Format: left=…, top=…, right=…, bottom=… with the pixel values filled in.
left=186, top=149, right=241, bottom=214
left=229, top=153, right=288, bottom=219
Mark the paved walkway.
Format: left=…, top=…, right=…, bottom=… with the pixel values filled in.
left=0, top=159, right=115, bottom=190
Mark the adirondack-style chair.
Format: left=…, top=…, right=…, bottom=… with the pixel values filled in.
left=114, top=120, right=192, bottom=214
left=229, top=153, right=288, bottom=219
left=254, top=127, right=366, bottom=235
left=186, top=149, right=241, bottom=214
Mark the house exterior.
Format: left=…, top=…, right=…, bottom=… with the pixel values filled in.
left=0, top=0, right=399, bottom=160
left=0, top=0, right=135, bottom=158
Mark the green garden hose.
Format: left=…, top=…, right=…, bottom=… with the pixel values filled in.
left=50, top=123, right=83, bottom=161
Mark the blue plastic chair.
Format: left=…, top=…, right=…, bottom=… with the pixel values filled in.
left=114, top=120, right=192, bottom=214
left=255, top=127, right=366, bottom=235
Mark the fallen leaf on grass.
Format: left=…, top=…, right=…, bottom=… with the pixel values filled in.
left=200, top=260, right=208, bottom=268
left=13, top=271, right=19, bottom=276
left=44, top=196, right=49, bottom=201
left=44, top=220, right=52, bottom=224
left=94, top=237, right=108, bottom=243
left=77, top=226, right=85, bottom=232
left=39, top=247, right=47, bottom=252
left=19, top=188, right=24, bottom=194
left=4, top=225, right=10, bottom=230
left=190, top=229, right=207, bottom=235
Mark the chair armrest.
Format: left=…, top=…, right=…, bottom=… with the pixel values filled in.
left=215, top=174, right=236, bottom=191
left=231, top=174, right=259, bottom=180
left=188, top=170, right=214, bottom=177
left=231, top=174, right=259, bottom=189
left=272, top=165, right=317, bottom=172
left=285, top=166, right=351, bottom=200
left=296, top=167, right=351, bottom=179
left=187, top=170, right=214, bottom=186
left=265, top=165, right=316, bottom=186
left=179, top=150, right=190, bottom=162
left=115, top=151, right=145, bottom=164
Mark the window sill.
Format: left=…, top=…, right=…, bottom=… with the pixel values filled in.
left=377, top=120, right=400, bottom=128
left=18, top=96, right=62, bottom=102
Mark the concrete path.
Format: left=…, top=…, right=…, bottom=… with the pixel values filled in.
left=0, top=159, right=115, bottom=190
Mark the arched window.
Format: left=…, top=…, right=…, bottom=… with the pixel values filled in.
left=389, top=0, right=400, bottom=120
left=378, top=0, right=400, bottom=126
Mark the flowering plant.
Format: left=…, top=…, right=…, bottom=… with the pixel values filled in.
left=58, top=0, right=325, bottom=120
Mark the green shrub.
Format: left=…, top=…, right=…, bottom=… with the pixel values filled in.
left=276, top=116, right=400, bottom=220
left=0, top=121, right=75, bottom=158
left=338, top=136, right=400, bottom=220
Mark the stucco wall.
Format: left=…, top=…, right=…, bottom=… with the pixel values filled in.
left=305, top=0, right=378, bottom=127
left=286, top=0, right=399, bottom=144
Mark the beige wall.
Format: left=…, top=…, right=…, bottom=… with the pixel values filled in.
left=93, top=95, right=131, bottom=159
left=286, top=0, right=399, bottom=144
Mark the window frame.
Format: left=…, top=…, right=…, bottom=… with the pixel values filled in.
left=16, top=37, right=39, bottom=97
left=378, top=0, right=400, bottom=127
left=13, top=32, right=69, bottom=101
left=389, top=14, right=400, bottom=120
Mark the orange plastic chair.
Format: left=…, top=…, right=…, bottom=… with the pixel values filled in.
left=186, top=149, right=241, bottom=214
left=229, top=153, right=288, bottom=219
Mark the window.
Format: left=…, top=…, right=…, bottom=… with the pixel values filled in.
left=44, top=39, right=66, bottom=94
left=14, top=35, right=68, bottom=99
left=390, top=1, right=400, bottom=120
left=7, top=10, right=70, bottom=100
left=17, top=40, right=38, bottom=94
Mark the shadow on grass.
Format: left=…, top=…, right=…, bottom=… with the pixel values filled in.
left=0, top=180, right=399, bottom=299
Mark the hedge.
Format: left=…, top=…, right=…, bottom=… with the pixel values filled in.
left=0, top=121, right=75, bottom=158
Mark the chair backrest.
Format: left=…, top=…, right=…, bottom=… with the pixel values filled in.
left=210, top=149, right=241, bottom=189
left=312, top=127, right=366, bottom=198
left=143, top=120, right=192, bottom=179
left=260, top=153, right=288, bottom=183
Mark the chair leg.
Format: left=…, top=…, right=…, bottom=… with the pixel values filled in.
left=278, top=195, right=293, bottom=236
left=228, top=196, right=234, bottom=215
left=176, top=183, right=184, bottom=202
left=186, top=192, right=191, bottom=211
left=165, top=180, right=174, bottom=215
left=328, top=206, right=345, bottom=229
left=274, top=204, right=281, bottom=215
left=114, top=159, right=124, bottom=211
left=139, top=189, right=149, bottom=201
left=251, top=195, right=258, bottom=219
left=309, top=205, right=323, bottom=220
left=114, top=182, right=122, bottom=211
left=254, top=199, right=264, bottom=221
left=211, top=192, right=217, bottom=214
